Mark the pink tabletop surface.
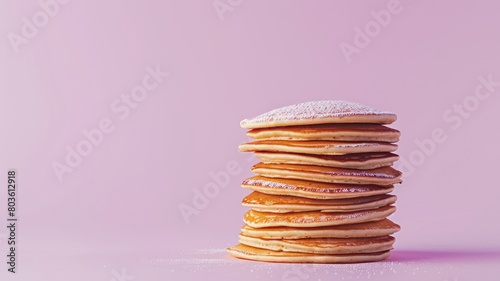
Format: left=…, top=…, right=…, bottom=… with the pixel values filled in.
left=1, top=1, right=500, bottom=280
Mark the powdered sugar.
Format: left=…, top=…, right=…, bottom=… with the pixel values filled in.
left=241, top=100, right=396, bottom=128
left=243, top=179, right=298, bottom=190
left=334, top=142, right=395, bottom=148
left=192, top=248, right=228, bottom=255
left=131, top=251, right=463, bottom=278
left=331, top=170, right=399, bottom=179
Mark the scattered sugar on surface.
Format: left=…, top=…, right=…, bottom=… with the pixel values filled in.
left=139, top=248, right=287, bottom=273
left=136, top=249, right=462, bottom=279
left=191, top=248, right=227, bottom=255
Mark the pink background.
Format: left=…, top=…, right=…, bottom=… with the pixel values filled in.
left=1, top=0, right=500, bottom=280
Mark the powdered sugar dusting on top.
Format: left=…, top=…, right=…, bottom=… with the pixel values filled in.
left=241, top=100, right=396, bottom=128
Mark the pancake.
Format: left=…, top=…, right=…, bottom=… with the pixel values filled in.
left=243, top=206, right=396, bottom=228
left=240, top=100, right=397, bottom=129
left=251, top=163, right=402, bottom=185
left=227, top=244, right=391, bottom=263
left=254, top=152, right=399, bottom=170
left=243, top=192, right=397, bottom=213
left=239, top=234, right=395, bottom=254
left=242, top=176, right=394, bottom=199
left=241, top=219, right=401, bottom=239
left=247, top=123, right=400, bottom=142
left=240, top=140, right=397, bottom=155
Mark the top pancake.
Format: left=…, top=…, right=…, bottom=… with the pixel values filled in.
left=240, top=100, right=397, bottom=129
left=247, top=123, right=400, bottom=142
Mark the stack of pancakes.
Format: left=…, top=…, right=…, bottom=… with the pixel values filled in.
left=227, top=100, right=402, bottom=263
